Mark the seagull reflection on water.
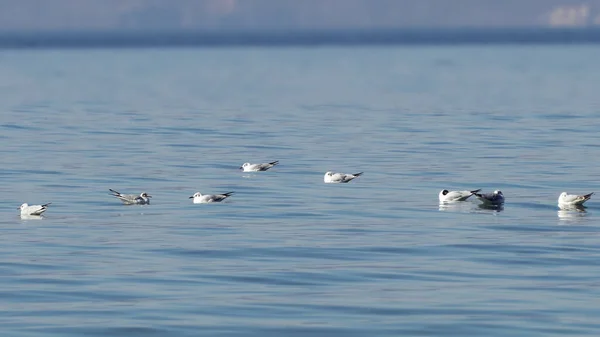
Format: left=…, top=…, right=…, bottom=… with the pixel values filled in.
left=438, top=201, right=504, bottom=213
left=557, top=204, right=588, bottom=222
left=477, top=203, right=504, bottom=212
left=438, top=201, right=473, bottom=212
left=19, top=214, right=44, bottom=220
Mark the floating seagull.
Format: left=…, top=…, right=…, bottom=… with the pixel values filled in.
left=324, top=171, right=363, bottom=184
left=558, top=192, right=593, bottom=206
left=439, top=189, right=481, bottom=203
left=240, top=161, right=279, bottom=172
left=19, top=202, right=51, bottom=217
left=189, top=191, right=234, bottom=204
left=109, top=189, right=151, bottom=205
left=473, top=190, right=505, bottom=206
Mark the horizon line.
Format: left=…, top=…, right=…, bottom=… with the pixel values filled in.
left=1, top=27, right=600, bottom=49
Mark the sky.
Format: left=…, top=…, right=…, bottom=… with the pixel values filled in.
left=0, top=0, right=599, bottom=32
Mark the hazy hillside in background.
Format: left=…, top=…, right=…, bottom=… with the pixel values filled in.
left=1, top=0, right=600, bottom=32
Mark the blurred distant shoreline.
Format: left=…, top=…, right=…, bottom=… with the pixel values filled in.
left=2, top=28, right=600, bottom=49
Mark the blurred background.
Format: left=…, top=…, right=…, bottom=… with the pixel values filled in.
left=0, top=0, right=599, bottom=32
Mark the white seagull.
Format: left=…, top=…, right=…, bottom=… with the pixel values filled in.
left=324, top=171, right=363, bottom=184
left=473, top=190, right=505, bottom=206
left=109, top=189, right=151, bottom=205
left=190, top=191, right=234, bottom=204
left=19, top=202, right=51, bottom=217
left=439, top=189, right=481, bottom=203
left=558, top=192, right=593, bottom=206
left=240, top=161, right=279, bottom=172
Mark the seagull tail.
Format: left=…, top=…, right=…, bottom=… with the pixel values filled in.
left=353, top=172, right=364, bottom=177
left=584, top=192, right=594, bottom=200
left=109, top=189, right=121, bottom=196
left=470, top=189, right=482, bottom=194
left=269, top=161, right=279, bottom=166
left=223, top=192, right=235, bottom=197
left=41, top=202, right=52, bottom=208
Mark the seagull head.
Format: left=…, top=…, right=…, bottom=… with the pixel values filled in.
left=494, top=190, right=503, bottom=195
left=189, top=192, right=202, bottom=199
left=140, top=192, right=151, bottom=198
left=19, top=203, right=28, bottom=210
left=240, top=163, right=250, bottom=170
left=441, top=190, right=449, bottom=195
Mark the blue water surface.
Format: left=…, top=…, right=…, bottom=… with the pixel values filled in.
left=1, top=45, right=600, bottom=336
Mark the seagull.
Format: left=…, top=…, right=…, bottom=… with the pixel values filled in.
left=473, top=190, right=505, bottom=206
left=189, top=191, right=234, bottom=204
left=19, top=202, right=51, bottom=217
left=324, top=171, right=363, bottom=183
left=109, top=189, right=151, bottom=205
left=558, top=192, right=593, bottom=206
left=439, top=189, right=481, bottom=203
left=240, top=161, right=279, bottom=172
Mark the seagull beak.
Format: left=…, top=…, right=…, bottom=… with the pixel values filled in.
left=239, top=166, right=243, bottom=170
left=189, top=196, right=194, bottom=199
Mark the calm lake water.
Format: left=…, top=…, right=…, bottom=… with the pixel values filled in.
left=1, top=45, right=600, bottom=336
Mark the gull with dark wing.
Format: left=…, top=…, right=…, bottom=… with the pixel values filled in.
left=19, top=202, right=51, bottom=217
left=240, top=161, right=279, bottom=172
left=439, top=189, right=481, bottom=203
left=190, top=191, right=234, bottom=204
left=324, top=171, right=363, bottom=184
left=558, top=192, right=593, bottom=206
left=109, top=189, right=151, bottom=205
left=473, top=190, right=505, bottom=206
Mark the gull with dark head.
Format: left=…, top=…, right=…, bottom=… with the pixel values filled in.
left=558, top=192, right=593, bottom=207
left=240, top=161, right=279, bottom=172
left=324, top=171, right=363, bottom=184
left=439, top=189, right=481, bottom=203
left=473, top=190, right=505, bottom=206
left=109, top=189, right=151, bottom=205
left=19, top=202, right=51, bottom=217
left=190, top=191, right=234, bottom=204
